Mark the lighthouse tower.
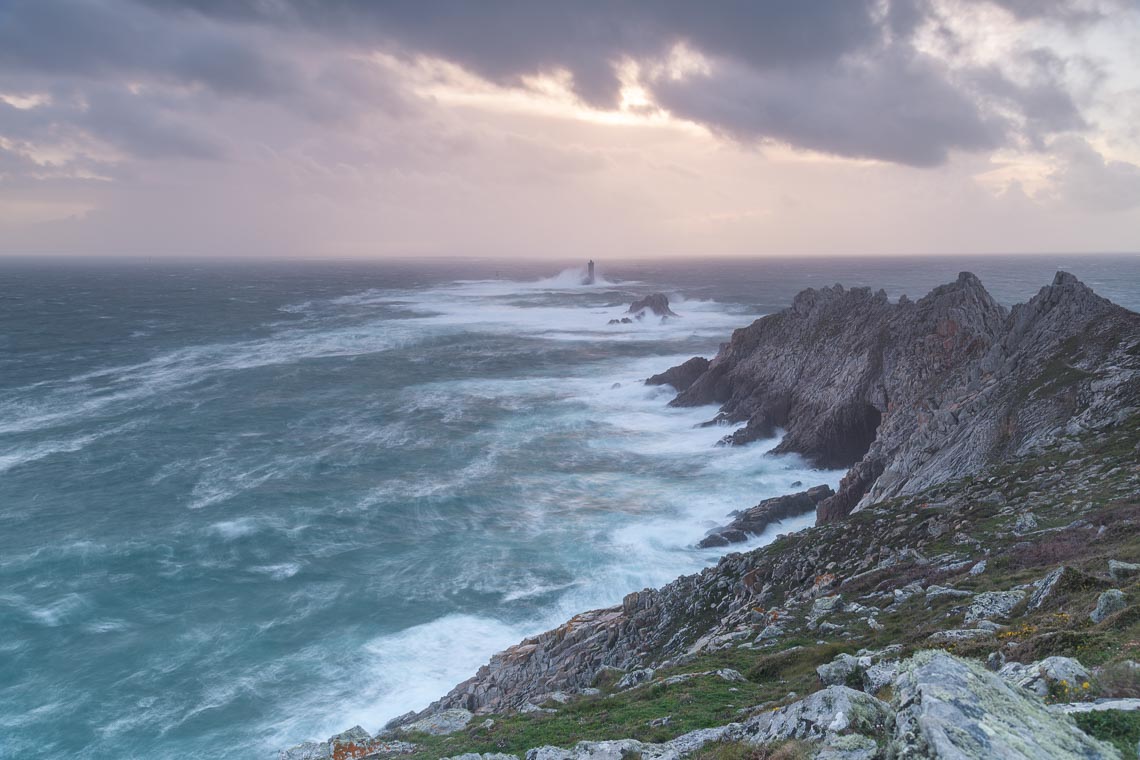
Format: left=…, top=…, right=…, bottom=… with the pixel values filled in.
left=585, top=260, right=596, bottom=285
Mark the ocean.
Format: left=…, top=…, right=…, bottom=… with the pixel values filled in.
left=2, top=254, right=1138, bottom=759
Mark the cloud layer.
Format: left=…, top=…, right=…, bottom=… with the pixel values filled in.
left=1, top=0, right=1138, bottom=256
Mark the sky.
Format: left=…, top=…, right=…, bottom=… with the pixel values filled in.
left=1, top=0, right=1139, bottom=259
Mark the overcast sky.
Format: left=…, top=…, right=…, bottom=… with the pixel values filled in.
left=1, top=0, right=1139, bottom=258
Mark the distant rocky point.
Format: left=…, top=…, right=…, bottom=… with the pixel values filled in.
left=663, top=271, right=1139, bottom=523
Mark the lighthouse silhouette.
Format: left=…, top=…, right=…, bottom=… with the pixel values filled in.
left=585, top=260, right=595, bottom=285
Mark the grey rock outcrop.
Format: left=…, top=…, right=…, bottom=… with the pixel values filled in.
left=396, top=708, right=472, bottom=736
left=965, top=590, right=1025, bottom=623
left=525, top=726, right=732, bottom=760
left=731, top=686, right=893, bottom=745
left=662, top=272, right=1140, bottom=523
left=892, top=651, right=1118, bottom=758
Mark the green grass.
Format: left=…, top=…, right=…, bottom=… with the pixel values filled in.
left=1072, top=710, right=1140, bottom=758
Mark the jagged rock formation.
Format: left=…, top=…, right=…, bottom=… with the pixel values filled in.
left=664, top=272, right=1140, bottom=523
left=698, top=485, right=833, bottom=548
left=628, top=293, right=679, bottom=318
left=646, top=357, right=710, bottom=393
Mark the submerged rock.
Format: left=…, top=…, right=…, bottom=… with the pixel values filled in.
left=697, top=485, right=834, bottom=548
left=891, top=651, right=1117, bottom=758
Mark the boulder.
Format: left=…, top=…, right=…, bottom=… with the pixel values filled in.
left=998, top=657, right=1092, bottom=698
left=862, top=661, right=899, bottom=696
left=397, top=708, right=473, bottom=736
left=817, top=654, right=861, bottom=687
left=616, top=668, right=655, bottom=690
left=891, top=651, right=1117, bottom=758
left=1091, top=589, right=1127, bottom=623
left=1109, top=560, right=1140, bottom=582
left=964, top=590, right=1025, bottom=623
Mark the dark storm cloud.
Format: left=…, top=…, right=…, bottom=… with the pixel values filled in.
left=653, top=49, right=1004, bottom=167
left=0, top=0, right=1117, bottom=167
left=0, top=0, right=295, bottom=97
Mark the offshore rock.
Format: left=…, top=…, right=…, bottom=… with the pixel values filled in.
left=698, top=485, right=834, bottom=548
left=646, top=357, right=710, bottom=393
left=891, top=651, right=1117, bottom=758
left=664, top=272, right=1140, bottom=523
left=627, top=293, right=679, bottom=318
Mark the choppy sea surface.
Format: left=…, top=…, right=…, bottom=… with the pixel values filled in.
left=1, top=255, right=1137, bottom=759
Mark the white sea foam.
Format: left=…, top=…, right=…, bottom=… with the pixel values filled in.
left=249, top=563, right=302, bottom=580
left=207, top=517, right=267, bottom=540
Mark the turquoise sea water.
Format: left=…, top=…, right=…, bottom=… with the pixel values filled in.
left=1, top=255, right=1137, bottom=759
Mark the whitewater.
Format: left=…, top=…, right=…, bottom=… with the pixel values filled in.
left=0, top=261, right=836, bottom=759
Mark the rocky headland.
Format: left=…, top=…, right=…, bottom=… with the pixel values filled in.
left=284, top=273, right=1140, bottom=760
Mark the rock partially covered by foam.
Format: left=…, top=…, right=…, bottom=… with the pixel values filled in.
left=627, top=293, right=678, bottom=318
left=646, top=356, right=709, bottom=392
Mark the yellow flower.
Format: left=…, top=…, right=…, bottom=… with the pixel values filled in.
left=1082, top=682, right=1090, bottom=689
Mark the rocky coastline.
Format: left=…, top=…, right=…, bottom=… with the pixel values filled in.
left=283, top=273, right=1140, bottom=760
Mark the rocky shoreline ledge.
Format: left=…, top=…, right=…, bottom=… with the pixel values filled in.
left=283, top=273, right=1140, bottom=760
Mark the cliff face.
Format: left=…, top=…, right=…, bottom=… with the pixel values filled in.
left=669, top=272, right=1140, bottom=523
